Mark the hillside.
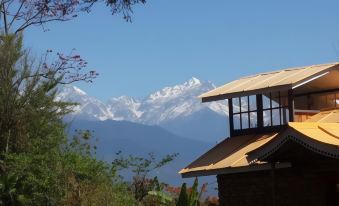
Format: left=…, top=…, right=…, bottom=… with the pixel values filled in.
left=67, top=119, right=215, bottom=186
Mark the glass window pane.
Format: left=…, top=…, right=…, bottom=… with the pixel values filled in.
left=271, top=92, right=280, bottom=108
left=262, top=93, right=271, bottom=109
left=272, top=109, right=280, bottom=126
left=250, top=112, right=257, bottom=128
left=241, top=113, right=249, bottom=129
left=233, top=98, right=240, bottom=113
left=249, top=95, right=257, bottom=111
left=241, top=96, right=248, bottom=112
left=263, top=110, right=272, bottom=127
left=233, top=114, right=241, bottom=130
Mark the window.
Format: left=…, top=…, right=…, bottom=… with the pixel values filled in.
left=230, top=91, right=290, bottom=135
left=262, top=91, right=289, bottom=127
left=232, top=95, right=257, bottom=131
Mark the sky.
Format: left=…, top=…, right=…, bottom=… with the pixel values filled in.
left=24, top=0, right=339, bottom=101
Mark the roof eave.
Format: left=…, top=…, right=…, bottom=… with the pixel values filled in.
left=201, top=84, right=291, bottom=103
left=180, top=162, right=292, bottom=178
left=200, top=63, right=339, bottom=103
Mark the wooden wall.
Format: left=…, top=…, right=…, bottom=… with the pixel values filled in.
left=217, top=169, right=338, bottom=206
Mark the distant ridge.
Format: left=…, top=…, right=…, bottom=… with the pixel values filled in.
left=67, top=119, right=213, bottom=186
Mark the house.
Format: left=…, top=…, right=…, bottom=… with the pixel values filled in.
left=179, top=63, right=339, bottom=206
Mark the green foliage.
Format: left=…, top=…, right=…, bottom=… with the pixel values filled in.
left=143, top=176, right=173, bottom=205
left=3, top=152, right=63, bottom=205
left=112, top=152, right=178, bottom=176
left=1, top=123, right=138, bottom=206
left=0, top=34, right=71, bottom=154
left=112, top=152, right=178, bottom=202
left=0, top=33, right=67, bottom=205
left=0, top=172, right=30, bottom=206
left=147, top=190, right=173, bottom=205
left=176, top=178, right=205, bottom=206
left=0, top=34, right=138, bottom=206
left=176, top=183, right=188, bottom=206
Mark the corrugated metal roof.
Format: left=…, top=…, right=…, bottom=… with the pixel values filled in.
left=306, top=109, right=339, bottom=123
left=289, top=122, right=339, bottom=146
left=200, top=63, right=339, bottom=102
left=179, top=133, right=278, bottom=177
left=248, top=122, right=339, bottom=163
left=180, top=122, right=339, bottom=177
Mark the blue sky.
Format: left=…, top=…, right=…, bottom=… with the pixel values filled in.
left=24, top=0, right=339, bottom=101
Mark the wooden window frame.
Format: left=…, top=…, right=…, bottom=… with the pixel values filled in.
left=262, top=91, right=290, bottom=127
left=231, top=96, right=257, bottom=131
left=229, top=90, right=293, bottom=137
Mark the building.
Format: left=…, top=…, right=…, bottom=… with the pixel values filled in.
left=179, top=63, right=339, bottom=206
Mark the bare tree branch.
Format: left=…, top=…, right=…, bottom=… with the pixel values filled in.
left=0, top=0, right=145, bottom=87
left=1, top=0, right=147, bottom=34
left=8, top=1, right=25, bottom=30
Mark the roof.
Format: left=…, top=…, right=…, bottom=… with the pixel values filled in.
left=180, top=122, right=339, bottom=178
left=200, top=63, right=339, bottom=102
left=306, top=109, right=339, bottom=123
left=179, top=133, right=279, bottom=178
left=248, top=122, right=339, bottom=163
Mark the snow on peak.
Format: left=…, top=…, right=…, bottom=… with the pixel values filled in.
left=56, top=85, right=113, bottom=121
left=58, top=78, right=228, bottom=124
left=147, top=77, right=204, bottom=101
left=107, top=96, right=142, bottom=121
left=184, top=77, right=201, bottom=87
left=138, top=77, right=225, bottom=124
left=72, top=86, right=87, bottom=95
left=110, top=95, right=139, bottom=104
left=57, top=85, right=86, bottom=97
left=55, top=85, right=84, bottom=102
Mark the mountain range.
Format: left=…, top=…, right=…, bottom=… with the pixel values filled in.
left=58, top=78, right=229, bottom=189
left=57, top=77, right=230, bottom=143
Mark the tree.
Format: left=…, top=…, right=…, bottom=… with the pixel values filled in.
left=0, top=34, right=78, bottom=204
left=0, top=34, right=138, bottom=206
left=112, top=151, right=178, bottom=202
left=0, top=172, right=30, bottom=206
left=176, top=178, right=207, bottom=206
left=0, top=1, right=153, bottom=205
left=0, top=0, right=146, bottom=86
left=0, top=34, right=62, bottom=153
left=0, top=0, right=147, bottom=35
left=0, top=0, right=147, bottom=153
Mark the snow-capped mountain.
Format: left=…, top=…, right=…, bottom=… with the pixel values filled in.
left=58, top=77, right=228, bottom=123
left=56, top=85, right=113, bottom=121
left=138, top=77, right=228, bottom=125
left=107, top=96, right=142, bottom=121
left=58, top=77, right=229, bottom=142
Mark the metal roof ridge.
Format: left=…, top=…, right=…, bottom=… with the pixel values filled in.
left=245, top=70, right=286, bottom=90
left=238, top=62, right=339, bottom=80
left=317, top=125, right=339, bottom=140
